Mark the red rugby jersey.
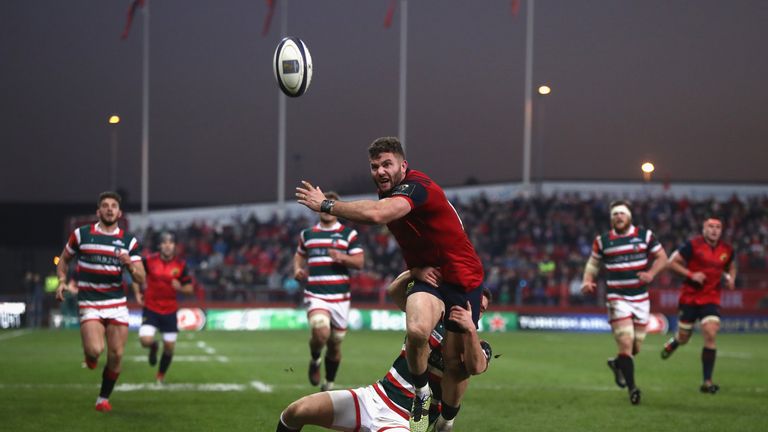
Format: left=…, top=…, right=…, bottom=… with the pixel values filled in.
left=677, top=236, right=734, bottom=306
left=381, top=169, right=484, bottom=291
left=143, top=253, right=192, bottom=314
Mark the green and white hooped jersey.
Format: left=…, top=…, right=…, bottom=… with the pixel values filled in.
left=592, top=225, right=662, bottom=297
left=65, top=223, right=142, bottom=308
left=296, top=222, right=362, bottom=301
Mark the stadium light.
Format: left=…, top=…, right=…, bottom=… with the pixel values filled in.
left=538, top=85, right=551, bottom=96
left=108, top=115, right=121, bottom=124
left=641, top=162, right=655, bottom=182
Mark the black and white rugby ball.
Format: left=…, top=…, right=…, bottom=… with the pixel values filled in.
left=273, top=37, right=313, bottom=97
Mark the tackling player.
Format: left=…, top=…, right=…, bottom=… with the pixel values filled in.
left=296, top=137, right=484, bottom=432
left=55, top=191, right=146, bottom=412
left=275, top=268, right=493, bottom=432
left=294, top=191, right=365, bottom=391
left=661, top=216, right=736, bottom=394
left=581, top=200, right=667, bottom=405
left=132, top=231, right=193, bottom=384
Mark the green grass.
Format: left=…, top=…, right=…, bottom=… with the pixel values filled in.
left=0, top=329, right=766, bottom=431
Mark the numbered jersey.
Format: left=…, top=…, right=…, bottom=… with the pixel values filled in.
left=380, top=169, right=484, bottom=291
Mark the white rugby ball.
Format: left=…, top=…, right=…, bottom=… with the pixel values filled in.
left=273, top=37, right=313, bottom=97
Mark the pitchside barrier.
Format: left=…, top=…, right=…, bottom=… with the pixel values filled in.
left=45, top=306, right=768, bottom=333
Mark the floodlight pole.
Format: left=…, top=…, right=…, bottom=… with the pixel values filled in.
left=277, top=1, right=288, bottom=217
left=522, top=0, right=535, bottom=193
left=140, top=2, right=150, bottom=216
left=398, top=0, right=408, bottom=151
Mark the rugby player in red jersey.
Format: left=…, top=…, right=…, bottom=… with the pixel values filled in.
left=132, top=231, right=193, bottom=384
left=296, top=137, right=484, bottom=432
left=275, top=268, right=492, bottom=432
left=661, top=217, right=736, bottom=394
left=55, top=191, right=146, bottom=412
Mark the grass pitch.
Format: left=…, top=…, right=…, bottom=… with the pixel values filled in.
left=0, top=329, right=765, bottom=431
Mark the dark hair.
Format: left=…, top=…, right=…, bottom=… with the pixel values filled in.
left=703, top=215, right=723, bottom=224
left=482, top=287, right=493, bottom=304
left=368, top=136, right=405, bottom=160
left=97, top=191, right=122, bottom=208
left=159, top=231, right=176, bottom=243
left=324, top=191, right=340, bottom=201
left=609, top=200, right=631, bottom=211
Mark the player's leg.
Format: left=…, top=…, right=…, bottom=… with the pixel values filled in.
left=322, top=301, right=348, bottom=391
left=662, top=304, right=695, bottom=359
left=277, top=389, right=351, bottom=431
left=607, top=298, right=640, bottom=404
left=155, top=311, right=180, bottom=383
left=434, top=284, right=482, bottom=431
left=95, top=320, right=128, bottom=411
left=699, top=305, right=721, bottom=393
left=156, top=332, right=178, bottom=383
left=80, top=319, right=106, bottom=370
left=138, top=314, right=159, bottom=366
left=308, top=308, right=332, bottom=387
left=405, top=285, right=444, bottom=432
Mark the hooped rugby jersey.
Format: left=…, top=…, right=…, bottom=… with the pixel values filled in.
left=592, top=225, right=662, bottom=297
left=376, top=322, right=493, bottom=419
left=65, top=223, right=142, bottom=308
left=297, top=222, right=363, bottom=302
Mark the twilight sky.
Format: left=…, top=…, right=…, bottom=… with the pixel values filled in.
left=2, top=0, right=767, bottom=208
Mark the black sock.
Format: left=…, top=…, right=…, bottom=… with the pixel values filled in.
left=324, top=356, right=340, bottom=383
left=99, top=367, right=120, bottom=398
left=441, top=403, right=461, bottom=420
left=616, top=354, right=636, bottom=389
left=310, top=350, right=321, bottom=362
left=276, top=416, right=300, bottom=432
left=159, top=352, right=173, bottom=374
left=412, top=369, right=430, bottom=389
left=702, top=348, right=716, bottom=382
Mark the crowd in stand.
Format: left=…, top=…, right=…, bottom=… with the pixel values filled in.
left=137, top=194, right=768, bottom=307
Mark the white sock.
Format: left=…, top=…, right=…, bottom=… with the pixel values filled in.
left=415, top=384, right=431, bottom=398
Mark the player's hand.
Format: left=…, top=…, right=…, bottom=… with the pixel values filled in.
left=116, top=249, right=132, bottom=266
left=690, top=272, right=706, bottom=284
left=135, top=291, right=144, bottom=306
left=724, top=273, right=735, bottom=290
left=294, top=268, right=307, bottom=281
left=637, top=271, right=654, bottom=284
left=295, top=181, right=325, bottom=212
left=580, top=281, right=596, bottom=294
left=55, top=282, right=67, bottom=302
left=171, top=279, right=182, bottom=291
left=328, top=249, right=345, bottom=264
left=448, top=301, right=474, bottom=332
left=411, top=266, right=442, bottom=288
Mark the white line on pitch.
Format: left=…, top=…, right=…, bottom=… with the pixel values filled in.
left=0, top=330, right=30, bottom=341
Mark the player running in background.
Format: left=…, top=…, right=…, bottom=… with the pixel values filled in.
left=276, top=268, right=493, bottom=432
left=131, top=231, right=193, bottom=384
left=581, top=200, right=667, bottom=405
left=294, top=191, right=365, bottom=391
left=661, top=216, right=736, bottom=394
left=296, top=137, right=484, bottom=432
left=55, top=191, right=146, bottom=412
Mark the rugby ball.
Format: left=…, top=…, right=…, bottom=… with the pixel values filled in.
left=273, top=37, right=313, bottom=97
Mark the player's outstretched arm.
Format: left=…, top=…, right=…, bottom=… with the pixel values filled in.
left=296, top=180, right=411, bottom=224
